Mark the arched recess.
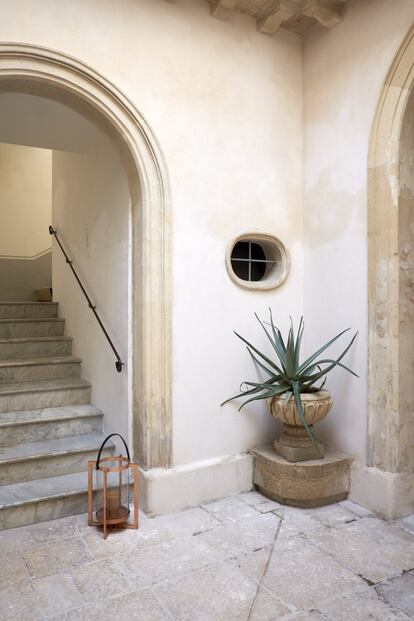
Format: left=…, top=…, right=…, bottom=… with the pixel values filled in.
left=367, top=26, right=414, bottom=517
left=0, top=42, right=171, bottom=470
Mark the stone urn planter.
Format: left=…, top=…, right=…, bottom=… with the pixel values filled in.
left=270, top=390, right=333, bottom=462
left=222, top=312, right=357, bottom=466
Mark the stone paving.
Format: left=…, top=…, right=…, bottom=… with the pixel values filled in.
left=1, top=492, right=414, bottom=620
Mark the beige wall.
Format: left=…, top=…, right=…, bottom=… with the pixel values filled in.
left=53, top=136, right=130, bottom=444
left=3, top=0, right=411, bottom=478
left=303, top=0, right=414, bottom=463
left=0, top=0, right=304, bottom=465
left=0, top=142, right=52, bottom=300
left=0, top=142, right=51, bottom=258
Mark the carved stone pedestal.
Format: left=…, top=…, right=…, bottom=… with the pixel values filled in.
left=252, top=445, right=353, bottom=508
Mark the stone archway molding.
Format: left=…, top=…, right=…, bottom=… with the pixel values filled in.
left=359, top=26, right=414, bottom=519
left=0, top=42, right=172, bottom=471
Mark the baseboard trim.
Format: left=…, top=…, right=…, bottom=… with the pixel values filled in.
left=350, top=462, right=414, bottom=519
left=139, top=452, right=253, bottom=516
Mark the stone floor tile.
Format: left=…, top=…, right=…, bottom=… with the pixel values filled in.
left=83, top=516, right=171, bottom=560
left=262, top=542, right=368, bottom=609
left=0, top=552, right=30, bottom=587
left=279, top=612, right=325, bottom=620
left=0, top=524, right=35, bottom=554
left=376, top=572, right=414, bottom=617
left=274, top=512, right=318, bottom=549
left=72, top=557, right=132, bottom=603
left=201, top=495, right=261, bottom=523
left=33, top=573, right=83, bottom=617
left=153, top=506, right=220, bottom=538
left=239, top=490, right=271, bottom=507
left=398, top=514, right=414, bottom=536
left=230, top=546, right=273, bottom=582
left=24, top=536, right=94, bottom=578
left=255, top=500, right=284, bottom=514
left=320, top=587, right=409, bottom=620
left=30, top=514, right=82, bottom=544
left=248, top=588, right=291, bottom=620
left=197, top=512, right=281, bottom=558
left=0, top=578, right=43, bottom=621
left=155, top=562, right=259, bottom=621
left=339, top=499, right=375, bottom=518
left=116, top=534, right=225, bottom=588
left=48, top=589, right=170, bottom=621
left=239, top=490, right=283, bottom=514
left=301, top=503, right=361, bottom=528
left=308, top=518, right=414, bottom=584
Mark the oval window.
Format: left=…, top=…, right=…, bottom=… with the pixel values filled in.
left=226, top=234, right=290, bottom=290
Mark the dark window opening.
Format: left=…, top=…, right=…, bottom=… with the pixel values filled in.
left=230, top=240, right=276, bottom=282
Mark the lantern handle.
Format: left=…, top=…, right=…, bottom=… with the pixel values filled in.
left=96, top=433, right=131, bottom=470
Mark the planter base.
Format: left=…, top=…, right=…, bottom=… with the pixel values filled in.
left=253, top=445, right=353, bottom=508
left=274, top=432, right=324, bottom=462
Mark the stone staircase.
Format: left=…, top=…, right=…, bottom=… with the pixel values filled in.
left=0, top=301, right=114, bottom=530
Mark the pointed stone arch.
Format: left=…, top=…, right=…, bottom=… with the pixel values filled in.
left=0, top=42, right=172, bottom=470
left=366, top=26, right=414, bottom=518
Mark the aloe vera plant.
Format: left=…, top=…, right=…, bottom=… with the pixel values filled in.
left=221, top=310, right=358, bottom=445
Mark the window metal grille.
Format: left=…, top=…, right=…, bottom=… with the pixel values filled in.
left=230, top=241, right=277, bottom=282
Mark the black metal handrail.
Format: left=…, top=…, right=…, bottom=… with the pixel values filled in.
left=49, top=225, right=124, bottom=373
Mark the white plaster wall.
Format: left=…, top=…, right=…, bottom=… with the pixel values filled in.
left=0, top=0, right=303, bottom=466
left=303, top=0, right=414, bottom=463
left=52, top=139, right=130, bottom=443
left=0, top=142, right=51, bottom=258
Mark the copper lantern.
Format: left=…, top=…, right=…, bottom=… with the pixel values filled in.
left=88, top=433, right=139, bottom=539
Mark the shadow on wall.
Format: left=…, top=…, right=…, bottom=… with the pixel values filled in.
left=0, top=251, right=51, bottom=301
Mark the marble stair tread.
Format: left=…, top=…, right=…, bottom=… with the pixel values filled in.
left=0, top=302, right=58, bottom=318
left=0, top=356, right=81, bottom=368
left=0, top=471, right=89, bottom=508
left=0, top=318, right=64, bottom=324
left=0, top=302, right=57, bottom=305
left=0, top=432, right=112, bottom=464
left=0, top=336, right=72, bottom=344
left=0, top=377, right=91, bottom=395
left=0, top=404, right=102, bottom=425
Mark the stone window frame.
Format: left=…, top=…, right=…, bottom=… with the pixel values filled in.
left=226, top=232, right=290, bottom=290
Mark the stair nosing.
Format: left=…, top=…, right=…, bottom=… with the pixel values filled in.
left=0, top=336, right=72, bottom=344
left=0, top=378, right=91, bottom=396
left=0, top=411, right=103, bottom=429
left=0, top=318, right=64, bottom=324
left=0, top=302, right=58, bottom=306
left=0, top=434, right=114, bottom=465
left=0, top=356, right=81, bottom=368
left=0, top=472, right=88, bottom=509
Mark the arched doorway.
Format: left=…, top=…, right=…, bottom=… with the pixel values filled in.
left=366, top=26, right=414, bottom=518
left=0, top=43, right=172, bottom=473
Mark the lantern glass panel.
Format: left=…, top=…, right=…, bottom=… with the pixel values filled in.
left=92, top=456, right=134, bottom=526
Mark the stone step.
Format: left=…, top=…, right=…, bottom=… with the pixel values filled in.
left=0, top=377, right=91, bottom=413
left=0, top=302, right=58, bottom=319
left=0, top=432, right=113, bottom=485
left=0, top=405, right=103, bottom=447
left=0, top=336, right=73, bottom=360
left=0, top=318, right=65, bottom=338
left=0, top=356, right=81, bottom=384
left=0, top=471, right=90, bottom=530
